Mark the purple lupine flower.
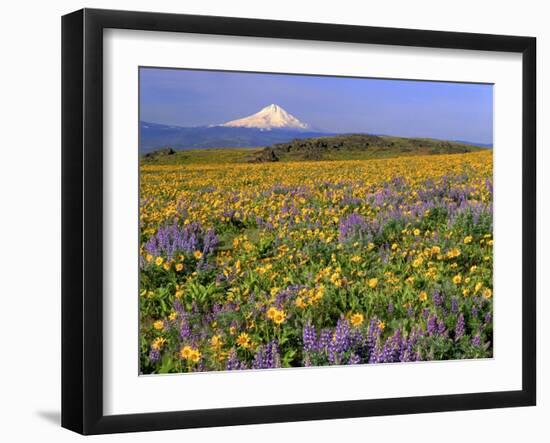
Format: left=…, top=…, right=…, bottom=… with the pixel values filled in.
left=338, top=213, right=369, bottom=243
left=226, top=349, right=246, bottom=370
left=173, top=299, right=185, bottom=316
left=437, top=319, right=447, bottom=335
left=252, top=341, right=281, bottom=369
left=455, top=313, right=465, bottom=341
left=368, top=343, right=383, bottom=364
left=471, top=334, right=481, bottom=346
left=328, top=339, right=339, bottom=364
left=387, top=303, right=394, bottom=314
left=328, top=317, right=350, bottom=364
left=149, top=348, right=160, bottom=363
left=144, top=221, right=218, bottom=260
left=348, top=328, right=366, bottom=352
left=367, top=318, right=381, bottom=354
left=379, top=329, right=402, bottom=363
left=318, top=329, right=332, bottom=353
left=333, top=317, right=350, bottom=352
left=274, top=285, right=302, bottom=308
left=348, top=353, right=361, bottom=365
left=179, top=316, right=191, bottom=341
left=451, top=297, right=459, bottom=314
left=202, top=228, right=219, bottom=256
left=303, top=323, right=317, bottom=353
left=427, top=315, right=438, bottom=336
left=433, top=290, right=443, bottom=306
left=484, top=312, right=492, bottom=324
left=399, top=329, right=419, bottom=362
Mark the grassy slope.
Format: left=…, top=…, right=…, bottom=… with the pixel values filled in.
left=140, top=134, right=486, bottom=165
left=268, top=134, right=484, bottom=162
left=140, top=147, right=262, bottom=165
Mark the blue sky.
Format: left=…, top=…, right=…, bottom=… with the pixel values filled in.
left=140, top=67, right=493, bottom=144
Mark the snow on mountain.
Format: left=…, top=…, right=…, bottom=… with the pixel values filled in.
left=219, top=104, right=309, bottom=130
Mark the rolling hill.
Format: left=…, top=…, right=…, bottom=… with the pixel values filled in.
left=141, top=133, right=487, bottom=165
left=251, top=134, right=485, bottom=162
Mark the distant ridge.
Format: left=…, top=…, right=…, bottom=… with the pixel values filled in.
left=139, top=121, right=329, bottom=152
left=452, top=140, right=493, bottom=149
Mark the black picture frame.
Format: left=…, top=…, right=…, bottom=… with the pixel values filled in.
left=62, top=8, right=536, bottom=435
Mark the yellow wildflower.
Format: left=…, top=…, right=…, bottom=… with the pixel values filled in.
left=210, top=335, right=223, bottom=349
left=189, top=349, right=201, bottom=363
left=266, top=307, right=278, bottom=319
left=153, top=320, right=164, bottom=330
left=350, top=313, right=364, bottom=327
left=272, top=309, right=286, bottom=325
left=180, top=345, right=192, bottom=359
left=295, top=297, right=307, bottom=309
left=412, top=257, right=424, bottom=268
left=151, top=337, right=166, bottom=350
left=236, top=332, right=251, bottom=348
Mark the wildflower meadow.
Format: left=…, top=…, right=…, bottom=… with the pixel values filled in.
left=139, top=150, right=493, bottom=374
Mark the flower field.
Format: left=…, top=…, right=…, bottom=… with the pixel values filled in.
left=139, top=150, right=493, bottom=374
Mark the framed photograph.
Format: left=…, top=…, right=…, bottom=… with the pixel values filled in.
left=62, top=8, right=536, bottom=435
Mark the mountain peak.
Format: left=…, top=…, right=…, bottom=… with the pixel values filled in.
left=220, top=104, right=309, bottom=130
left=263, top=104, right=282, bottom=112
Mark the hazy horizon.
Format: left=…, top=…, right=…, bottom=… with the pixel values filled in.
left=140, top=67, right=494, bottom=145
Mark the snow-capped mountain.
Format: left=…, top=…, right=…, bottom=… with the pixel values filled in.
left=219, top=104, right=310, bottom=130
left=139, top=105, right=327, bottom=152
